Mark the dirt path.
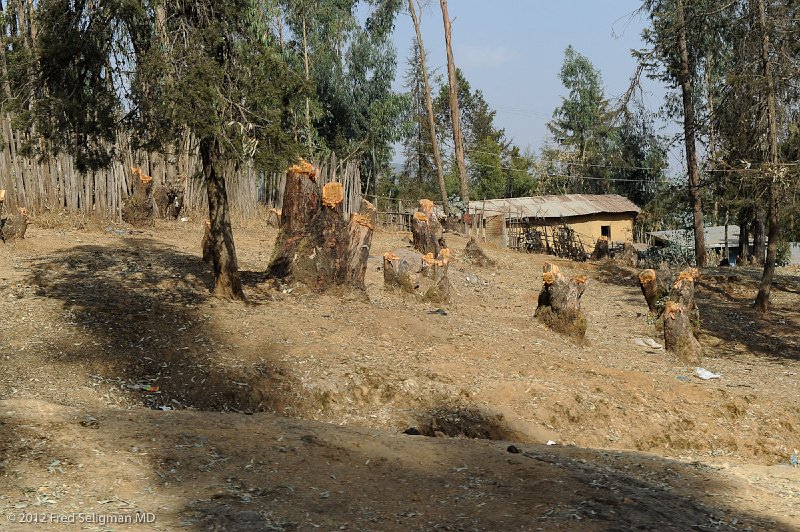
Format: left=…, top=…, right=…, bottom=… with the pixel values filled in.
left=1, top=221, right=799, bottom=529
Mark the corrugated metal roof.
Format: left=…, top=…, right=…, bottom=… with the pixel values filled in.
left=648, top=225, right=746, bottom=248
left=468, top=194, right=640, bottom=220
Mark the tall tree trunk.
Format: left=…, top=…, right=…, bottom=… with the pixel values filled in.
left=753, top=0, right=780, bottom=313
left=409, top=0, right=448, bottom=215
left=301, top=15, right=312, bottom=153
left=675, top=0, right=706, bottom=267
left=738, top=210, right=750, bottom=263
left=439, top=0, right=468, bottom=205
left=752, top=208, right=766, bottom=264
left=201, top=137, right=245, bottom=300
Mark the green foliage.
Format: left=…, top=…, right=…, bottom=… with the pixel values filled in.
left=543, top=46, right=668, bottom=205
left=131, top=0, right=305, bottom=172
left=33, top=0, right=138, bottom=170
left=282, top=0, right=404, bottom=182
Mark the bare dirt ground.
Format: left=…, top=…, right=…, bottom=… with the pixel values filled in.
left=1, top=217, right=799, bottom=530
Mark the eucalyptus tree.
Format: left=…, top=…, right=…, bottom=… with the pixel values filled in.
left=638, top=0, right=739, bottom=267
left=32, top=0, right=304, bottom=299
left=546, top=46, right=614, bottom=194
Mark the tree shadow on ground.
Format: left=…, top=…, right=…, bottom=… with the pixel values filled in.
left=2, top=400, right=792, bottom=531
left=594, top=261, right=800, bottom=361
left=696, top=271, right=800, bottom=361
left=25, top=238, right=300, bottom=413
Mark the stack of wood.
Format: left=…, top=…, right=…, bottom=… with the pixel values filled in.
left=534, top=262, right=588, bottom=339
left=268, top=161, right=376, bottom=292
left=0, top=190, right=29, bottom=242
left=638, top=267, right=702, bottom=364
left=122, top=167, right=155, bottom=226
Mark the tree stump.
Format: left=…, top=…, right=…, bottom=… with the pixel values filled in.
left=0, top=207, right=29, bottom=242
left=463, top=237, right=496, bottom=267
left=421, top=249, right=451, bottom=303
left=383, top=247, right=451, bottom=303
left=638, top=267, right=702, bottom=363
left=266, top=208, right=281, bottom=227
left=268, top=164, right=376, bottom=292
left=670, top=268, right=700, bottom=331
left=153, top=180, right=185, bottom=219
left=638, top=269, right=669, bottom=314
left=619, top=242, right=638, bottom=267
left=663, top=301, right=702, bottom=364
left=383, top=251, right=419, bottom=293
left=591, top=236, right=609, bottom=260
left=122, top=167, right=155, bottom=227
left=411, top=198, right=445, bottom=256
left=535, top=262, right=587, bottom=339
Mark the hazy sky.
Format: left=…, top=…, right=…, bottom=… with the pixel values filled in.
left=390, top=0, right=673, bottom=164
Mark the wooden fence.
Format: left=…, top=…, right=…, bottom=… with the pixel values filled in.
left=0, top=114, right=364, bottom=222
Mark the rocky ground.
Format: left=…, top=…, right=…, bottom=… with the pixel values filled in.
left=0, top=217, right=798, bottom=530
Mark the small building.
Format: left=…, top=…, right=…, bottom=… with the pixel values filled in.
left=649, top=225, right=800, bottom=266
left=648, top=226, right=747, bottom=263
left=467, top=194, right=641, bottom=253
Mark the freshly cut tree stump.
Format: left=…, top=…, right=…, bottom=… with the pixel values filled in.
left=383, top=251, right=419, bottom=293
left=0, top=207, right=29, bottom=242
left=268, top=164, right=376, bottom=292
left=122, top=167, right=155, bottom=227
left=591, top=236, right=609, bottom=260
left=663, top=301, right=702, bottom=364
left=421, top=249, right=451, bottom=303
left=670, top=267, right=701, bottom=331
left=638, top=267, right=702, bottom=363
left=383, top=247, right=451, bottom=303
left=535, top=262, right=587, bottom=339
left=638, top=269, right=669, bottom=314
left=266, top=207, right=281, bottom=227
left=411, top=199, right=445, bottom=256
left=463, top=237, right=496, bottom=267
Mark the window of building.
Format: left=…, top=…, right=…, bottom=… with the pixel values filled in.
left=601, top=225, right=611, bottom=238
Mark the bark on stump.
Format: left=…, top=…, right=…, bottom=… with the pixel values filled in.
left=670, top=268, right=700, bottom=332
left=122, top=167, right=155, bottom=227
left=421, top=249, right=451, bottom=303
left=383, top=247, right=451, bottom=303
left=383, top=251, right=419, bottom=293
left=411, top=199, right=445, bottom=256
left=268, top=167, right=376, bottom=292
left=663, top=301, right=702, bottom=364
left=591, top=236, right=609, bottom=260
left=463, top=237, right=496, bottom=267
left=619, top=242, right=638, bottom=267
left=638, top=269, right=669, bottom=314
left=153, top=181, right=185, bottom=219
left=0, top=207, right=29, bottom=242
left=535, top=262, right=587, bottom=339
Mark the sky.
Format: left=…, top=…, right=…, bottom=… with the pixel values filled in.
left=389, top=0, right=674, bottom=165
